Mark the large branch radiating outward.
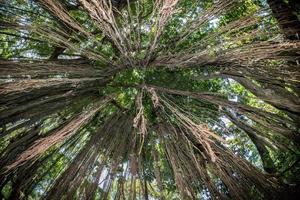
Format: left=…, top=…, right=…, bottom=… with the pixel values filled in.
left=0, top=59, right=104, bottom=78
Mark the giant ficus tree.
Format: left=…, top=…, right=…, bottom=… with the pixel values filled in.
left=0, top=0, right=299, bottom=199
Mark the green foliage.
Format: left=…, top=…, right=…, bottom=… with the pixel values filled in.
left=0, top=0, right=299, bottom=199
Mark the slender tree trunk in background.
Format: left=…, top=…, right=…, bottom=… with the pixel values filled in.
left=226, top=112, right=277, bottom=174
left=142, top=149, right=149, bottom=200
left=267, top=0, right=300, bottom=40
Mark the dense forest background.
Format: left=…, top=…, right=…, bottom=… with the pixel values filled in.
left=0, top=0, right=300, bottom=199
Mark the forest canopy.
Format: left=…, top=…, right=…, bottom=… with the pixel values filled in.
left=0, top=0, right=300, bottom=199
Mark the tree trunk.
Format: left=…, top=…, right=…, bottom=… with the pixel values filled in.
left=267, top=0, right=300, bottom=40
left=226, top=112, right=277, bottom=174
left=232, top=76, right=300, bottom=122
left=195, top=71, right=300, bottom=121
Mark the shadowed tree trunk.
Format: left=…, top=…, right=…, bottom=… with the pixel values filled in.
left=267, top=0, right=300, bottom=40
left=225, top=111, right=277, bottom=174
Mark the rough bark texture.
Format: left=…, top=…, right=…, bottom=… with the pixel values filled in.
left=267, top=0, right=300, bottom=40
left=1, top=0, right=300, bottom=199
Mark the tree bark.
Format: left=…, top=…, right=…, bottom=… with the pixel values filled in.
left=267, top=0, right=300, bottom=40
left=194, top=70, right=300, bottom=121
left=232, top=76, right=300, bottom=121
left=226, top=112, right=277, bottom=174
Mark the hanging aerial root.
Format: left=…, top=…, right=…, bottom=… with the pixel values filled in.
left=146, top=85, right=299, bottom=139
left=37, top=0, right=90, bottom=36
left=0, top=59, right=105, bottom=79
left=3, top=97, right=112, bottom=172
left=79, top=0, right=134, bottom=65
left=0, top=77, right=102, bottom=95
left=44, top=111, right=133, bottom=199
left=133, top=90, right=147, bottom=154
left=146, top=0, right=179, bottom=58
left=147, top=88, right=279, bottom=199
left=147, top=87, right=220, bottom=163
left=153, top=40, right=300, bottom=69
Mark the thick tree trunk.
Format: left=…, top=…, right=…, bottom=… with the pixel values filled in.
left=232, top=76, right=300, bottom=121
left=267, top=0, right=300, bottom=40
